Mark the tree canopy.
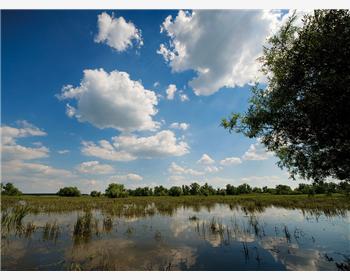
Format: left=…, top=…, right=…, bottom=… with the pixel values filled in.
left=105, top=183, right=128, bottom=198
left=57, top=186, right=81, bottom=197
left=222, top=10, right=350, bottom=182
left=1, top=182, right=22, bottom=196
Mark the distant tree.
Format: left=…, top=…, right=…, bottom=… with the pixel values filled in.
left=199, top=183, right=215, bottom=196
left=134, top=187, right=153, bottom=196
left=237, top=183, right=252, bottom=194
left=181, top=185, right=191, bottom=195
left=221, top=10, right=350, bottom=182
left=154, top=185, right=168, bottom=196
left=262, top=186, right=268, bottom=193
left=90, top=190, right=101, bottom=197
left=1, top=182, right=22, bottom=196
left=190, top=182, right=200, bottom=195
left=57, top=186, right=81, bottom=197
left=105, top=183, right=128, bottom=198
left=169, top=186, right=182, bottom=196
left=216, top=188, right=226, bottom=196
left=225, top=184, right=237, bottom=195
left=252, top=187, right=262, bottom=193
left=275, top=184, right=292, bottom=195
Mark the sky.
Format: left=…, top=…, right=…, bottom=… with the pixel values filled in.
left=1, top=10, right=311, bottom=193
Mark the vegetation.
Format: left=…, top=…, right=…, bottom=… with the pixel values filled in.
left=1, top=182, right=22, bottom=196
left=105, top=183, right=128, bottom=198
left=90, top=190, right=101, bottom=197
left=222, top=10, right=350, bottom=182
left=57, top=186, right=81, bottom=197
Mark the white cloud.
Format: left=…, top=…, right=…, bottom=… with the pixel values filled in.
left=158, top=10, right=288, bottom=95
left=57, top=68, right=159, bottom=132
left=197, top=153, right=215, bottom=165
left=242, top=141, right=274, bottom=161
left=179, top=94, right=189, bottom=102
left=110, top=173, right=143, bottom=182
left=82, top=130, right=189, bottom=161
left=166, top=84, right=177, bottom=100
left=153, top=81, right=160, bottom=88
left=1, top=122, right=49, bottom=161
left=94, top=12, right=143, bottom=52
left=58, top=149, right=70, bottom=154
left=168, top=162, right=203, bottom=176
left=76, top=161, right=115, bottom=174
left=1, top=120, right=46, bottom=145
left=220, top=157, right=242, bottom=166
left=1, top=145, right=49, bottom=161
left=204, top=166, right=221, bottom=173
left=170, top=122, right=189, bottom=131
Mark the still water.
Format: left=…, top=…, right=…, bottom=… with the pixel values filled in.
left=1, top=203, right=349, bottom=270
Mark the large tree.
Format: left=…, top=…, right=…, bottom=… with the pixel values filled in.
left=222, top=10, right=350, bottom=182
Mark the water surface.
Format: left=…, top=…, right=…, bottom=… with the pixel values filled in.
left=1, top=203, right=349, bottom=270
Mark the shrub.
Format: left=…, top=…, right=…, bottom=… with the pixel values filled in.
left=57, top=186, right=81, bottom=197
left=90, top=191, right=101, bottom=197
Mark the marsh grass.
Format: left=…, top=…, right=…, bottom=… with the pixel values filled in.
left=2, top=195, right=348, bottom=219
left=43, top=221, right=59, bottom=241
left=103, top=216, right=113, bottom=233
left=73, top=212, right=98, bottom=244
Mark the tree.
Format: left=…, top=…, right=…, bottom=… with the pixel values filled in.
left=199, top=183, right=215, bottom=196
left=90, top=190, right=101, bottom=197
left=154, top=185, right=168, bottom=196
left=57, top=186, right=81, bottom=197
left=275, top=184, right=292, bottom=195
left=222, top=10, right=350, bottom=182
left=237, top=183, right=252, bottom=194
left=190, top=182, right=200, bottom=195
left=105, top=183, right=128, bottom=198
left=226, top=184, right=237, bottom=195
left=1, top=182, right=22, bottom=196
left=169, top=186, right=182, bottom=196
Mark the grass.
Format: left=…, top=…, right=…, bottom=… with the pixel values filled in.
left=1, top=194, right=349, bottom=217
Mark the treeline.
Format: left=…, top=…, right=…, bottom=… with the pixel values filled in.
left=61, top=181, right=350, bottom=197
left=2, top=181, right=349, bottom=197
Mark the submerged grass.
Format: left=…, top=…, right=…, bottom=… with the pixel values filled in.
left=2, top=194, right=349, bottom=215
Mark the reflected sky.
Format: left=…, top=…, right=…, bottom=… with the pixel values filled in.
left=1, top=204, right=349, bottom=270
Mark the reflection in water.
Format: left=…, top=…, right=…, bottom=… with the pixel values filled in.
left=1, top=203, right=349, bottom=270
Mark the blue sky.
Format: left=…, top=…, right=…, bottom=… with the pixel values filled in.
left=1, top=10, right=309, bottom=193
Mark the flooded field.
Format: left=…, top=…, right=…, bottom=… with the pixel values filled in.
left=1, top=199, right=350, bottom=271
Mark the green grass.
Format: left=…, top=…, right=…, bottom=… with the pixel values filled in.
left=1, top=194, right=349, bottom=217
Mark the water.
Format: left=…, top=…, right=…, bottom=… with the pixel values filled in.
left=1, top=204, right=349, bottom=270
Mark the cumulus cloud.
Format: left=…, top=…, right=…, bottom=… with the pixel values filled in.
left=242, top=141, right=274, bottom=161
left=197, top=153, right=215, bottom=165
left=169, top=122, right=189, bottom=130
left=95, top=12, right=143, bottom=52
left=158, top=10, right=289, bottom=95
left=166, top=84, right=177, bottom=100
left=57, top=68, right=159, bottom=132
left=1, top=121, right=49, bottom=161
left=168, top=162, right=204, bottom=176
left=220, top=157, right=242, bottom=166
left=76, top=161, right=115, bottom=174
left=82, top=130, right=189, bottom=161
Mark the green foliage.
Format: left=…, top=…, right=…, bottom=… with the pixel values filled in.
left=275, top=184, right=292, bottom=195
left=90, top=191, right=101, bottom=197
left=168, top=186, right=182, bottom=196
left=105, top=183, right=128, bottom=198
left=154, top=186, right=168, bottom=196
left=222, top=10, right=350, bottom=182
left=1, top=182, right=22, bottom=196
left=131, top=187, right=153, bottom=196
left=190, top=182, right=200, bottom=195
left=57, top=186, right=81, bottom=197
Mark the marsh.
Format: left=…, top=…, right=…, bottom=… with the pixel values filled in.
left=1, top=196, right=349, bottom=270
